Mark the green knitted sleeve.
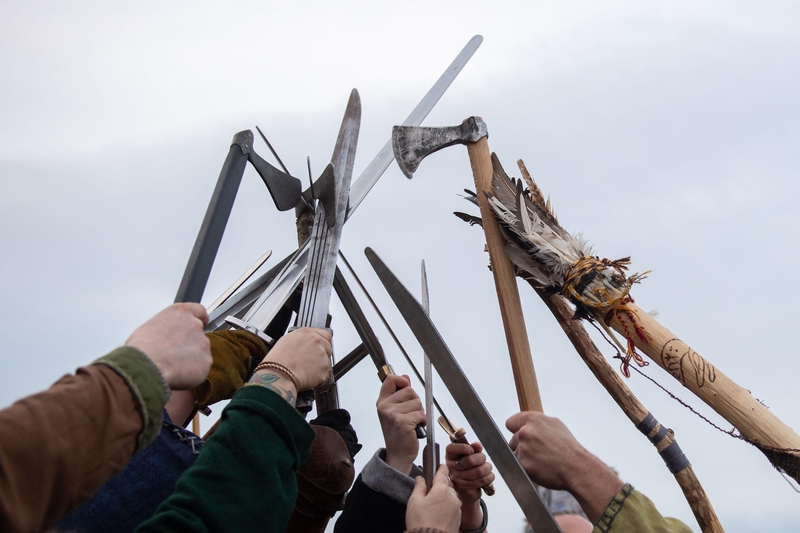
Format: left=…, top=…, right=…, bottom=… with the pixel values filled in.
left=92, top=346, right=170, bottom=451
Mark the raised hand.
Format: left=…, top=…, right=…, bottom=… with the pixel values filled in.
left=406, top=464, right=461, bottom=533
left=264, top=327, right=332, bottom=391
left=125, top=303, right=212, bottom=390
left=376, top=374, right=426, bottom=475
left=506, top=411, right=623, bottom=522
left=445, top=441, right=493, bottom=530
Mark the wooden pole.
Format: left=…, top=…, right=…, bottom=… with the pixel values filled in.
left=192, top=413, right=200, bottom=435
left=604, top=305, right=800, bottom=461
left=466, top=136, right=543, bottom=412
left=532, top=283, right=724, bottom=533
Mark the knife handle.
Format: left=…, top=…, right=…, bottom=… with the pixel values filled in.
left=422, top=442, right=440, bottom=491
left=379, top=365, right=427, bottom=439
left=438, top=416, right=495, bottom=496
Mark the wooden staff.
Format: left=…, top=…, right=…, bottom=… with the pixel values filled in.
left=531, top=282, right=724, bottom=533
left=606, top=304, right=800, bottom=464
left=480, top=156, right=800, bottom=481
left=467, top=136, right=543, bottom=412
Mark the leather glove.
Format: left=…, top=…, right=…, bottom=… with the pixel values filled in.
left=193, top=330, right=267, bottom=407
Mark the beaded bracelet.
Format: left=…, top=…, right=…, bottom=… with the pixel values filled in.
left=252, top=361, right=301, bottom=392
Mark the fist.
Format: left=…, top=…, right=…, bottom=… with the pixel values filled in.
left=406, top=465, right=461, bottom=533
left=265, top=328, right=332, bottom=390
left=445, top=441, right=494, bottom=504
left=125, top=303, right=212, bottom=390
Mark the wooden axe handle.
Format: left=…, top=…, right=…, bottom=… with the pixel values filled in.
left=466, top=136, right=543, bottom=413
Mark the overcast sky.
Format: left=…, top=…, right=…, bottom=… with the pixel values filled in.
left=2, top=2, right=800, bottom=531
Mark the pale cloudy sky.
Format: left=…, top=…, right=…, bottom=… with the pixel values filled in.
left=2, top=2, right=800, bottom=531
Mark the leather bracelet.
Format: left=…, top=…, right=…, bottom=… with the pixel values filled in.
left=459, top=498, right=488, bottom=533
left=252, top=361, right=300, bottom=391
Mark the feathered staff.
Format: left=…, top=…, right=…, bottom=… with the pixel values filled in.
left=465, top=154, right=800, bottom=486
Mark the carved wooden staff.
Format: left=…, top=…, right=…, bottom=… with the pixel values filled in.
left=392, top=118, right=543, bottom=412
left=481, top=156, right=800, bottom=483
left=532, top=283, right=724, bottom=533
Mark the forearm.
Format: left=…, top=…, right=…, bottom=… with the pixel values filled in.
left=165, top=389, right=198, bottom=429
left=566, top=449, right=625, bottom=524
left=459, top=499, right=485, bottom=531
left=136, top=386, right=315, bottom=533
left=0, top=347, right=167, bottom=533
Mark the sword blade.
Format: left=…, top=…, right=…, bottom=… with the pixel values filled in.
left=347, top=35, right=482, bottom=218
left=365, top=247, right=561, bottom=533
left=206, top=250, right=272, bottom=315
left=223, top=36, right=482, bottom=333
left=421, top=259, right=436, bottom=490
left=296, top=89, right=360, bottom=327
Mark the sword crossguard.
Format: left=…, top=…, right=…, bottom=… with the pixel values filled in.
left=224, top=316, right=275, bottom=346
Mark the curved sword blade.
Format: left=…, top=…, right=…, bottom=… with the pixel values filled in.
left=365, top=247, right=561, bottom=533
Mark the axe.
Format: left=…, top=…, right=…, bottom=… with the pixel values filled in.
left=392, top=118, right=544, bottom=413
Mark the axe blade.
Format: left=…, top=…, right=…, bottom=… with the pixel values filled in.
left=391, top=117, right=488, bottom=179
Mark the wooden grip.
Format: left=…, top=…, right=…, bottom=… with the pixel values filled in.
left=466, top=137, right=543, bottom=413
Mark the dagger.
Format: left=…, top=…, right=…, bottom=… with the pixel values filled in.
left=365, top=247, right=562, bottom=533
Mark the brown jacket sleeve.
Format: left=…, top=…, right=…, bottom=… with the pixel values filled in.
left=0, top=347, right=169, bottom=533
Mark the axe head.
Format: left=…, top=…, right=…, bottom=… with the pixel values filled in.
left=391, top=116, right=488, bottom=179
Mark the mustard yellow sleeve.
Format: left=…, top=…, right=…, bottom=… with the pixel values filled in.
left=593, top=484, right=693, bottom=533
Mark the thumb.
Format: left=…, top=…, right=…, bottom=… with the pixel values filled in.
left=505, top=411, right=530, bottom=433
left=433, top=464, right=451, bottom=489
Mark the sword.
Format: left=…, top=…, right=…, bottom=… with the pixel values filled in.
left=234, top=89, right=360, bottom=415
left=420, top=260, right=439, bottom=490
left=209, top=35, right=483, bottom=334
left=365, top=247, right=562, bottom=533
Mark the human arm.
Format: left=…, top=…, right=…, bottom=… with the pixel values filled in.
left=0, top=302, right=212, bottom=533
left=506, top=412, right=692, bottom=532
left=334, top=449, right=422, bottom=533
left=136, top=327, right=332, bottom=533
left=334, top=374, right=425, bottom=532
left=405, top=464, right=462, bottom=533
left=445, top=441, right=494, bottom=531
left=165, top=329, right=269, bottom=426
left=377, top=374, right=426, bottom=475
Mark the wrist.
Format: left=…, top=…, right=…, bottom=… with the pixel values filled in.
left=459, top=498, right=484, bottom=530
left=247, top=370, right=299, bottom=406
left=566, top=449, right=624, bottom=523
left=459, top=499, right=488, bottom=533
left=384, top=449, right=416, bottom=476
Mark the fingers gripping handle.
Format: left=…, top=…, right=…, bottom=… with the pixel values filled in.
left=379, top=364, right=427, bottom=439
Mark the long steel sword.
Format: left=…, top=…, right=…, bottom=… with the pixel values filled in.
left=232, top=89, right=360, bottom=412
left=365, top=247, right=561, bottom=533
left=209, top=35, right=483, bottom=333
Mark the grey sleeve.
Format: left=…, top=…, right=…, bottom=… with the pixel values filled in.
left=360, top=448, right=423, bottom=505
